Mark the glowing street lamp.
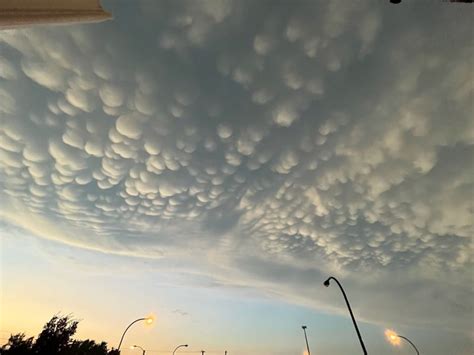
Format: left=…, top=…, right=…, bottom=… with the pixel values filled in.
left=172, top=344, right=188, bottom=355
left=117, top=315, right=154, bottom=350
left=385, top=329, right=420, bottom=355
left=324, top=277, right=368, bottom=355
left=131, top=345, right=146, bottom=355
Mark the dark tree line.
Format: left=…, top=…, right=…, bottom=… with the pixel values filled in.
left=0, top=315, right=120, bottom=355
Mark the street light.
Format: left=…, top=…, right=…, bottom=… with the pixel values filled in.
left=301, top=326, right=311, bottom=355
left=385, top=329, right=420, bottom=355
left=131, top=345, right=146, bottom=355
left=324, top=277, right=368, bottom=355
left=172, top=344, right=188, bottom=355
left=117, top=316, right=154, bottom=350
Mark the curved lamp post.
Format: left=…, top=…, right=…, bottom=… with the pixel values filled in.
left=324, top=277, right=368, bottom=355
left=131, top=345, right=146, bottom=355
left=301, top=325, right=311, bottom=355
left=386, top=331, right=420, bottom=355
left=172, top=344, right=188, bottom=355
left=117, top=316, right=153, bottom=350
left=397, top=335, right=420, bottom=355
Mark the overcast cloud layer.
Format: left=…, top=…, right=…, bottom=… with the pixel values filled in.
left=0, top=0, right=473, bottom=337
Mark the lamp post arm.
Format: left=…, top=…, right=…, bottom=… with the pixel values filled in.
left=173, top=345, right=188, bottom=355
left=327, top=277, right=368, bottom=355
left=398, top=335, right=420, bottom=355
left=118, top=318, right=146, bottom=350
left=132, top=345, right=146, bottom=355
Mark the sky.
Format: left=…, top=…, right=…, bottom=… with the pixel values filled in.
left=0, top=0, right=473, bottom=354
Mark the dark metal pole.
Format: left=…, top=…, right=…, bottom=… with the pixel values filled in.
left=324, top=277, right=368, bottom=355
left=398, top=335, right=420, bottom=355
left=173, top=344, right=188, bottom=355
left=302, top=326, right=311, bottom=355
left=132, top=345, right=146, bottom=355
left=118, top=318, right=146, bottom=350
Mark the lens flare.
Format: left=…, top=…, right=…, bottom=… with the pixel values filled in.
left=385, top=329, right=401, bottom=346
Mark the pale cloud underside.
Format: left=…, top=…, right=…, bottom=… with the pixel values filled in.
left=0, top=0, right=472, bottom=331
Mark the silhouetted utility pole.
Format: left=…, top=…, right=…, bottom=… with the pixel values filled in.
left=302, top=325, right=311, bottom=355
left=132, top=345, right=146, bottom=355
left=324, top=277, right=368, bottom=355
left=201, top=351, right=205, bottom=355
left=117, top=317, right=152, bottom=350
left=172, top=345, right=188, bottom=355
left=397, top=335, right=420, bottom=355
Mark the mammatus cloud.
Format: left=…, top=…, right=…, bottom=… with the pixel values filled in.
left=0, top=0, right=472, bottom=337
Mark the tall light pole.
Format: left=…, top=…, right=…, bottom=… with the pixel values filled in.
left=386, top=330, right=420, bottom=355
left=117, top=316, right=154, bottom=350
left=324, top=277, right=367, bottom=355
left=172, top=344, right=188, bottom=355
left=131, top=345, right=146, bottom=355
left=302, top=325, right=311, bottom=355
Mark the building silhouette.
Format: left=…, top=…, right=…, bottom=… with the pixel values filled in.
left=0, top=0, right=111, bottom=29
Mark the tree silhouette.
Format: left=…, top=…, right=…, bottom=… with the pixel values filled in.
left=1, top=334, right=33, bottom=355
left=69, top=340, right=108, bottom=355
left=32, top=315, right=78, bottom=355
left=0, top=315, right=119, bottom=355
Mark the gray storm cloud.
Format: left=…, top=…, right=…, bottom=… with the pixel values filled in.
left=0, top=0, right=472, bottom=336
